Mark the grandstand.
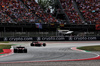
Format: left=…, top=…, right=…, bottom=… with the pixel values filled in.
left=0, top=0, right=100, bottom=37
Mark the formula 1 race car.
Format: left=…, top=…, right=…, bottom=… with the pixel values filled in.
left=30, top=41, right=46, bottom=47
left=14, top=46, right=27, bottom=53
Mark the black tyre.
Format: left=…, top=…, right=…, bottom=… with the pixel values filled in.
left=14, top=49, right=17, bottom=53
left=31, top=43, right=34, bottom=46
left=30, top=43, right=32, bottom=46
left=43, top=43, right=46, bottom=47
left=37, top=44, right=41, bottom=46
left=24, top=49, right=27, bottom=53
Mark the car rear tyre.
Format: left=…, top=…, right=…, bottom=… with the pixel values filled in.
left=14, top=49, right=17, bottom=53
left=31, top=43, right=34, bottom=46
left=24, top=49, right=27, bottom=53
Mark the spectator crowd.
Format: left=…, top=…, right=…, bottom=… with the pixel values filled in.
left=22, top=0, right=59, bottom=23
left=0, top=0, right=59, bottom=24
left=0, top=0, right=40, bottom=23
left=76, top=0, right=100, bottom=24
left=0, top=0, right=99, bottom=24
left=60, top=0, right=82, bottom=24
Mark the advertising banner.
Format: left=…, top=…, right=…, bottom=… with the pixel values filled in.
left=3, top=37, right=37, bottom=41
left=71, top=36, right=97, bottom=41
left=0, top=36, right=100, bottom=41
left=40, top=37, right=66, bottom=41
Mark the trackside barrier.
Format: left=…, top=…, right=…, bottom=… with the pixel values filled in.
left=37, top=36, right=99, bottom=41
left=0, top=36, right=100, bottom=41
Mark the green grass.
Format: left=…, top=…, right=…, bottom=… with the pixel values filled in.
left=0, top=54, right=5, bottom=56
left=0, top=41, right=9, bottom=43
left=0, top=44, right=11, bottom=53
left=77, top=45, right=100, bottom=51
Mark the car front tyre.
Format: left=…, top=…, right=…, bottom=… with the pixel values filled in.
left=43, top=43, right=46, bottom=47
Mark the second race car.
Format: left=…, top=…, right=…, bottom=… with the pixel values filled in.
left=30, top=41, right=46, bottom=47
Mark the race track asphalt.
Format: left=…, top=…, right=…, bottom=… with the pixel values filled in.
left=0, top=41, right=100, bottom=66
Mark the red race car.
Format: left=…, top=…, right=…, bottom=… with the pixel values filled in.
left=30, top=41, right=46, bottom=47
left=14, top=46, right=27, bottom=53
